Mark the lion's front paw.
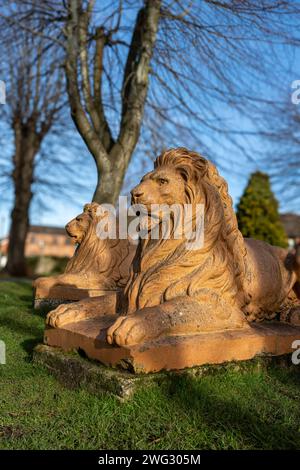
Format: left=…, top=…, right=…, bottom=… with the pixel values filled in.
left=46, top=303, right=82, bottom=328
left=106, top=315, right=149, bottom=346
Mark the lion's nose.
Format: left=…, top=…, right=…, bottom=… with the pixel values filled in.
left=131, top=187, right=144, bottom=199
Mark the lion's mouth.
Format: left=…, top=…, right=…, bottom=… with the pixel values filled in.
left=66, top=231, right=81, bottom=243
left=131, top=195, right=152, bottom=206
left=131, top=198, right=155, bottom=216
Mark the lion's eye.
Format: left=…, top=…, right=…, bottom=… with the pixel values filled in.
left=159, top=178, right=168, bottom=185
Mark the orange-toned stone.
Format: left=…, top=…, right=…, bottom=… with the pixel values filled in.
left=44, top=318, right=300, bottom=374
left=47, top=149, right=300, bottom=348
left=34, top=285, right=119, bottom=309
left=33, top=202, right=136, bottom=308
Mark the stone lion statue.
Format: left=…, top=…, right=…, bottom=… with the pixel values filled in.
left=47, top=148, right=300, bottom=346
left=34, top=202, right=136, bottom=294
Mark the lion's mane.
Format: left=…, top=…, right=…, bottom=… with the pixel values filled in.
left=65, top=202, right=134, bottom=288
left=125, top=148, right=248, bottom=313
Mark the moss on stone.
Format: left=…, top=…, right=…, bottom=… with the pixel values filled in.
left=33, top=344, right=296, bottom=400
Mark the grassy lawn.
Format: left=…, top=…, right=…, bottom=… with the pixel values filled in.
left=0, top=281, right=300, bottom=450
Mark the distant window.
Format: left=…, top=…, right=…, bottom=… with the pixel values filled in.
left=30, top=236, right=36, bottom=244
left=66, top=239, right=72, bottom=245
left=52, top=237, right=58, bottom=245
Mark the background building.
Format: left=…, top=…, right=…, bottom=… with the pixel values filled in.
left=280, top=213, right=300, bottom=248
left=0, top=225, right=75, bottom=268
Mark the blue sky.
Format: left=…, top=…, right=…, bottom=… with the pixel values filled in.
left=0, top=0, right=299, bottom=238
left=0, top=124, right=295, bottom=239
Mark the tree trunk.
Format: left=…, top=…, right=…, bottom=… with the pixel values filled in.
left=92, top=156, right=127, bottom=205
left=6, top=121, right=41, bottom=276
left=65, top=0, right=161, bottom=207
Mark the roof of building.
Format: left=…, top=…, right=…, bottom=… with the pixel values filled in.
left=1, top=225, right=67, bottom=241
left=29, top=225, right=66, bottom=235
left=280, top=213, right=300, bottom=238
left=2, top=216, right=300, bottom=241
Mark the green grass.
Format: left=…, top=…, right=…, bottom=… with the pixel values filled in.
left=0, top=281, right=300, bottom=450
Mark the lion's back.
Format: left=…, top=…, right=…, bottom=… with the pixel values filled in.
left=243, top=238, right=294, bottom=319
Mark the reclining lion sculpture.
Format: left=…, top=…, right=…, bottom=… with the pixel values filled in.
left=34, top=202, right=136, bottom=296
left=46, top=148, right=300, bottom=346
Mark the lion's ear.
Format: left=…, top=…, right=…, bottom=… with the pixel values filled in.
left=90, top=202, right=100, bottom=217
left=83, top=203, right=92, bottom=213
left=83, top=202, right=100, bottom=217
left=96, top=206, right=109, bottom=220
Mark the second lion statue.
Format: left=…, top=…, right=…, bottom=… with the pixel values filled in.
left=47, top=148, right=300, bottom=346
left=34, top=202, right=136, bottom=295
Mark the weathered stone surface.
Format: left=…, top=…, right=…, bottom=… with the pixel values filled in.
left=33, top=344, right=150, bottom=399
left=33, top=202, right=136, bottom=308
left=44, top=317, right=300, bottom=373
left=33, top=343, right=298, bottom=399
left=46, top=148, right=300, bottom=352
left=34, top=286, right=116, bottom=310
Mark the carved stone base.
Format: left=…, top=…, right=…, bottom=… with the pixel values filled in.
left=44, top=317, right=300, bottom=373
left=33, top=344, right=154, bottom=399
left=33, top=344, right=297, bottom=399
left=34, top=285, right=118, bottom=310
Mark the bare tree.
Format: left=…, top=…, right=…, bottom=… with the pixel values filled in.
left=62, top=0, right=161, bottom=203
left=257, top=96, right=300, bottom=211
left=0, top=13, right=65, bottom=275
left=2, top=0, right=300, bottom=209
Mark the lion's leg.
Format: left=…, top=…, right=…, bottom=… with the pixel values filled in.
left=33, top=273, right=83, bottom=291
left=46, top=292, right=120, bottom=328
left=34, top=273, right=97, bottom=292
left=107, top=296, right=248, bottom=346
left=33, top=275, right=60, bottom=290
left=54, top=273, right=101, bottom=289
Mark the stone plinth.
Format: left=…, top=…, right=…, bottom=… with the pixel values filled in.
left=34, top=285, right=118, bottom=310
left=33, top=344, right=295, bottom=400
left=44, top=317, right=300, bottom=374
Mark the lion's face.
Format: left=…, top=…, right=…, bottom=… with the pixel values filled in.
left=131, top=167, right=187, bottom=208
left=65, top=211, right=91, bottom=244
left=65, top=203, right=110, bottom=244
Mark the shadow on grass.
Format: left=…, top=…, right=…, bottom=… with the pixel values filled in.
left=162, top=373, right=300, bottom=449
left=0, top=316, right=43, bottom=339
left=265, top=366, right=300, bottom=397
left=32, top=308, right=49, bottom=319
left=19, top=294, right=34, bottom=305
left=21, top=338, right=43, bottom=360
left=0, top=281, right=34, bottom=309
left=0, top=316, right=43, bottom=361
